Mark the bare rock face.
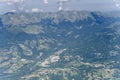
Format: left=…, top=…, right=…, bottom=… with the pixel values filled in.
left=0, top=11, right=120, bottom=80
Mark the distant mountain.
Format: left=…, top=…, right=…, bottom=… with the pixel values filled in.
left=0, top=18, right=3, bottom=27
left=0, top=11, right=120, bottom=80
left=107, top=11, right=120, bottom=17
left=3, top=12, right=15, bottom=15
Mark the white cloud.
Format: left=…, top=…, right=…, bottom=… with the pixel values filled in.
left=0, top=0, right=24, bottom=2
left=10, top=9, right=16, bottom=12
left=31, top=8, right=43, bottom=12
left=116, top=4, right=120, bottom=7
left=6, top=2, right=13, bottom=5
left=4, top=0, right=25, bottom=11
left=43, top=0, right=48, bottom=4
left=14, top=0, right=24, bottom=3
left=113, top=0, right=120, bottom=8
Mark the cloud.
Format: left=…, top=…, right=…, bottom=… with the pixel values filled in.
left=113, top=0, right=120, bottom=8
left=14, top=0, right=24, bottom=3
left=0, top=0, right=24, bottom=6
left=10, top=9, right=16, bottom=12
left=3, top=0, right=25, bottom=11
left=6, top=2, right=13, bottom=5
left=31, top=8, right=43, bottom=12
left=0, top=0, right=24, bottom=3
left=43, top=0, right=48, bottom=4
left=116, top=4, right=120, bottom=7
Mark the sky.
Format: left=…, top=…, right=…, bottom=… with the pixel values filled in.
left=0, top=0, right=120, bottom=14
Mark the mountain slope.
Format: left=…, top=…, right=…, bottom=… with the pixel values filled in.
left=0, top=11, right=120, bottom=80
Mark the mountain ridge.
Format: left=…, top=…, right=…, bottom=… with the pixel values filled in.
left=0, top=11, right=115, bottom=26
left=1, top=11, right=120, bottom=35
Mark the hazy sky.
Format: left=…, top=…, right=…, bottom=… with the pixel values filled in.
left=0, top=0, right=120, bottom=14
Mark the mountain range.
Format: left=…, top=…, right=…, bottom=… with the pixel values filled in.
left=0, top=11, right=120, bottom=80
